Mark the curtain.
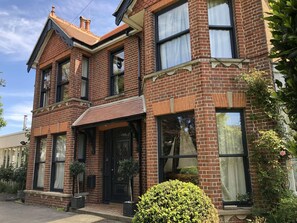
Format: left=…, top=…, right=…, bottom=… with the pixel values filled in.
left=158, top=2, right=191, bottom=69
left=37, top=163, right=45, bottom=188
left=288, top=158, right=297, bottom=194
left=216, top=113, right=247, bottom=201
left=54, top=163, right=65, bottom=189
left=209, top=30, right=232, bottom=58
left=208, top=0, right=231, bottom=26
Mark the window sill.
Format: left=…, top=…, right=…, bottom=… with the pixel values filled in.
left=210, top=58, right=250, bottom=69
left=24, top=190, right=72, bottom=198
left=105, top=93, right=125, bottom=101
left=219, top=207, right=251, bottom=222
left=144, top=59, right=200, bottom=82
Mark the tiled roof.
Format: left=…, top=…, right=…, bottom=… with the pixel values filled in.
left=50, top=14, right=100, bottom=46
left=73, top=96, right=146, bottom=127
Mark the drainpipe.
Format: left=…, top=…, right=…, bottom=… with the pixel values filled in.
left=137, top=35, right=142, bottom=96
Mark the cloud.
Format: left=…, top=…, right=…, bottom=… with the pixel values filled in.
left=4, top=101, right=32, bottom=129
left=0, top=6, right=45, bottom=61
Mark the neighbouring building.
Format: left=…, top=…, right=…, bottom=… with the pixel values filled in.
left=0, top=131, right=28, bottom=168
left=25, top=0, right=280, bottom=222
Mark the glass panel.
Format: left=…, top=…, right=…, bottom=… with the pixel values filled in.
left=163, top=158, right=198, bottom=185
left=161, top=112, right=196, bottom=156
left=77, top=134, right=86, bottom=160
left=112, top=75, right=124, bottom=95
left=288, top=158, right=297, bottom=193
left=42, top=70, right=51, bottom=90
left=113, top=51, right=124, bottom=75
left=37, top=163, right=45, bottom=188
left=220, top=157, right=247, bottom=201
left=160, top=33, right=191, bottom=69
left=208, top=0, right=231, bottom=26
left=61, top=84, right=69, bottom=101
left=38, top=138, right=47, bottom=162
left=54, top=163, right=65, bottom=189
left=61, top=61, right=70, bottom=82
left=158, top=2, right=189, bottom=40
left=216, top=112, right=244, bottom=154
left=81, top=79, right=87, bottom=98
left=82, top=57, right=89, bottom=78
left=209, top=30, right=232, bottom=58
left=55, top=135, right=66, bottom=161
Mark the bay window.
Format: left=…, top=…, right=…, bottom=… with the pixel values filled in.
left=40, top=68, right=51, bottom=107
left=156, top=1, right=191, bottom=70
left=158, top=112, right=198, bottom=185
left=208, top=0, right=236, bottom=58
left=51, top=134, right=66, bottom=191
left=34, top=137, right=46, bottom=189
left=216, top=110, right=251, bottom=205
left=56, top=60, right=70, bottom=102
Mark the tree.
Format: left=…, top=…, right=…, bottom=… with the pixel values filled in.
left=0, top=72, right=6, bottom=128
left=266, top=0, right=297, bottom=133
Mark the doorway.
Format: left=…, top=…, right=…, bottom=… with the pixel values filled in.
left=103, top=127, right=131, bottom=202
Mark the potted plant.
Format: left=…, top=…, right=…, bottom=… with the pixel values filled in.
left=118, top=158, right=139, bottom=217
left=69, top=160, right=86, bottom=209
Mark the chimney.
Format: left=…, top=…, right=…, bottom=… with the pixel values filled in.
left=23, top=115, right=27, bottom=131
left=79, top=16, right=91, bottom=32
left=50, top=6, right=55, bottom=17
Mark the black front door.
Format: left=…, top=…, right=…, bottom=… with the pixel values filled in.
left=104, top=127, right=131, bottom=202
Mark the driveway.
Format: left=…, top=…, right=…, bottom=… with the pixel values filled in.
left=0, top=200, right=123, bottom=223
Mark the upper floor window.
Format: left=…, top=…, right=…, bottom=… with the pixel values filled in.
left=81, top=57, right=89, bottom=100
left=208, top=0, right=236, bottom=58
left=110, top=49, right=124, bottom=95
left=158, top=112, right=198, bottom=185
left=216, top=110, right=251, bottom=205
left=156, top=1, right=191, bottom=70
left=34, top=137, right=46, bottom=189
left=40, top=68, right=51, bottom=107
left=56, top=60, right=70, bottom=102
left=51, top=134, right=66, bottom=192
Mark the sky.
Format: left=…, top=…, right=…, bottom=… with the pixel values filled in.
left=0, top=0, right=121, bottom=135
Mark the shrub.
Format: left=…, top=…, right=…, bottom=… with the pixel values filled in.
left=268, top=195, right=297, bottom=223
left=0, top=165, right=14, bottom=182
left=133, top=180, right=219, bottom=223
left=13, top=165, right=27, bottom=190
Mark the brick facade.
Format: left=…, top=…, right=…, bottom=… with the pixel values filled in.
left=26, top=0, right=274, bottom=221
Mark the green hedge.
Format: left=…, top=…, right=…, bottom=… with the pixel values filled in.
left=133, top=180, right=219, bottom=223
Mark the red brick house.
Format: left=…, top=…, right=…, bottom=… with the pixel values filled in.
left=25, top=0, right=274, bottom=222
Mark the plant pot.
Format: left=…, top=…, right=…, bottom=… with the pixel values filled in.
left=71, top=196, right=85, bottom=209
left=123, top=201, right=137, bottom=217
left=17, top=190, right=25, bottom=203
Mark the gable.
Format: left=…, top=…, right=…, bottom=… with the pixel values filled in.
left=39, top=31, right=70, bottom=65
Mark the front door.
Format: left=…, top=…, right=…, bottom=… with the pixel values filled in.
left=103, top=127, right=131, bottom=202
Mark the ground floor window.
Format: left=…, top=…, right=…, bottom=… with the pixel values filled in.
left=34, top=137, right=47, bottom=189
left=51, top=134, right=66, bottom=191
left=158, top=112, right=198, bottom=185
left=216, top=110, right=251, bottom=205
left=288, top=158, right=297, bottom=195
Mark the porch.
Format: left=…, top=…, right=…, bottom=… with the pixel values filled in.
left=74, top=203, right=132, bottom=223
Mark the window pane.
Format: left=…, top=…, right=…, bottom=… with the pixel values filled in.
left=158, top=2, right=189, bottom=40
left=208, top=0, right=231, bottom=26
left=61, top=84, right=69, bottom=101
left=38, top=138, right=47, bottom=162
left=288, top=158, right=297, bottom=193
left=54, top=163, right=65, bottom=189
left=61, top=61, right=70, bottom=82
left=163, top=158, right=198, bottom=185
left=161, top=112, right=196, bottom=157
left=209, top=30, right=232, bottom=58
left=81, top=79, right=87, bottom=98
left=216, top=112, right=244, bottom=154
left=113, top=51, right=124, bottom=75
left=42, top=70, right=51, bottom=90
left=112, top=75, right=124, bottom=95
left=220, top=157, right=247, bottom=201
left=55, top=135, right=66, bottom=161
left=37, top=163, right=45, bottom=188
left=82, top=57, right=89, bottom=78
left=160, top=33, right=191, bottom=69
left=78, top=134, right=86, bottom=160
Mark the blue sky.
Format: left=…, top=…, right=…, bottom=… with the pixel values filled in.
left=0, top=0, right=121, bottom=135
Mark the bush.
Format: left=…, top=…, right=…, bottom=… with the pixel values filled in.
left=132, top=180, right=219, bottom=223
left=13, top=165, right=27, bottom=190
left=0, top=165, right=14, bottom=182
left=268, top=195, right=297, bottom=223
